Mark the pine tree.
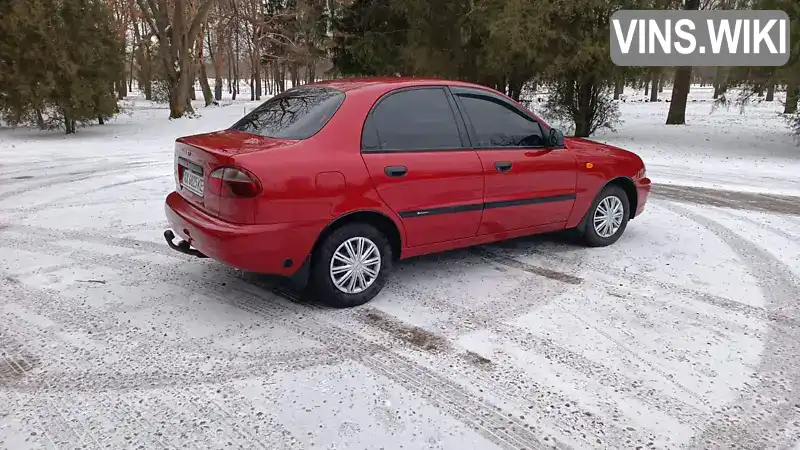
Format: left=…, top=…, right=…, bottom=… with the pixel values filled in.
left=0, top=0, right=57, bottom=128
left=0, top=0, right=124, bottom=134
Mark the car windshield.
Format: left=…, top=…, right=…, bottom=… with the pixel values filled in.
left=229, top=86, right=345, bottom=140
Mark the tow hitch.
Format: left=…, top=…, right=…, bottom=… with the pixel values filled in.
left=163, top=230, right=207, bottom=258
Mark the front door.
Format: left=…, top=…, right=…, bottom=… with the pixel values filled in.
left=449, top=86, right=578, bottom=234
left=360, top=86, right=484, bottom=248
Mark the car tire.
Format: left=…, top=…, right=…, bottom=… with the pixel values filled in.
left=310, top=223, right=393, bottom=308
left=581, top=185, right=630, bottom=247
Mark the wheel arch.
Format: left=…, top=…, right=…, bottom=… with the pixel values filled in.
left=603, top=176, right=638, bottom=220
left=288, top=209, right=404, bottom=290
left=313, top=209, right=404, bottom=262
left=575, top=176, right=638, bottom=232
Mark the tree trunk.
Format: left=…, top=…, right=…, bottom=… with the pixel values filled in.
left=766, top=82, right=775, bottom=101
left=143, top=78, right=152, bottom=100
left=215, top=77, right=223, bottom=101
left=199, top=62, right=214, bottom=106
left=189, top=67, right=197, bottom=101
left=644, top=80, right=650, bottom=97
left=233, top=32, right=241, bottom=96
left=98, top=116, right=105, bottom=125
left=64, top=115, right=76, bottom=134
left=229, top=45, right=237, bottom=100
left=35, top=109, right=46, bottom=130
left=614, top=77, right=624, bottom=100
left=508, top=76, right=524, bottom=102
left=667, top=0, right=700, bottom=123
left=128, top=50, right=135, bottom=93
left=267, top=64, right=273, bottom=94
left=116, top=78, right=127, bottom=99
left=574, top=78, right=595, bottom=138
left=785, top=83, right=799, bottom=114
left=254, top=57, right=262, bottom=100
left=713, top=67, right=724, bottom=99
left=291, top=64, right=300, bottom=89
left=666, top=67, right=692, bottom=124
left=307, top=60, right=316, bottom=84
left=250, top=75, right=255, bottom=101
left=228, top=45, right=234, bottom=94
left=169, top=71, right=195, bottom=119
left=650, top=70, right=661, bottom=102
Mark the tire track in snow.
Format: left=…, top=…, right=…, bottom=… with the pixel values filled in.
left=651, top=184, right=800, bottom=216
left=664, top=203, right=800, bottom=449
left=212, top=283, right=552, bottom=450
left=0, top=161, right=165, bottom=199
left=259, top=284, right=652, bottom=449
left=0, top=174, right=168, bottom=216
left=477, top=229, right=799, bottom=331
left=710, top=207, right=800, bottom=244
left=469, top=247, right=583, bottom=285
left=0, top=281, right=343, bottom=394
left=3, top=232, right=538, bottom=448
left=386, top=272, right=712, bottom=442
left=0, top=224, right=173, bottom=257
left=0, top=283, right=325, bottom=448
left=0, top=224, right=703, bottom=448
left=1, top=343, right=103, bottom=449
left=3, top=198, right=792, bottom=450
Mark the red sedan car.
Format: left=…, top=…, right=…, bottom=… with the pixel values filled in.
left=164, top=78, right=651, bottom=307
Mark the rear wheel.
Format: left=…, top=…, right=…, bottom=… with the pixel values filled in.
left=310, top=223, right=392, bottom=308
left=581, top=185, right=630, bottom=247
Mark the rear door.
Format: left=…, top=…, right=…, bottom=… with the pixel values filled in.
left=360, top=86, right=484, bottom=248
left=449, top=86, right=578, bottom=234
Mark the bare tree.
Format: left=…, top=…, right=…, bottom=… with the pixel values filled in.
left=107, top=0, right=135, bottom=98
left=666, top=0, right=701, bottom=124
left=136, top=0, right=216, bottom=118
left=206, top=0, right=232, bottom=101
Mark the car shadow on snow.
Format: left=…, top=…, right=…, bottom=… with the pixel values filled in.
left=238, top=229, right=587, bottom=308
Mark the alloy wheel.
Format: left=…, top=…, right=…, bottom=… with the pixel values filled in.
left=329, top=237, right=382, bottom=294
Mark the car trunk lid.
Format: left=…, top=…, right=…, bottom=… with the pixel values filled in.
left=173, top=130, right=297, bottom=220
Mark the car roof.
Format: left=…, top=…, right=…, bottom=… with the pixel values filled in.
left=307, top=77, right=494, bottom=94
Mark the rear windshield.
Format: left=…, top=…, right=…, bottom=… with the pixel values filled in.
left=229, top=86, right=345, bottom=140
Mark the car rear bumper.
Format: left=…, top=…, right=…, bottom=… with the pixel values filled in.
left=634, top=177, right=651, bottom=217
left=164, top=191, right=324, bottom=276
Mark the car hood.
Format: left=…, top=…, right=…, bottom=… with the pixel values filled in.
left=565, top=137, right=633, bottom=156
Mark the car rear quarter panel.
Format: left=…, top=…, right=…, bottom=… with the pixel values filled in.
left=234, top=87, right=408, bottom=248
left=564, top=138, right=646, bottom=229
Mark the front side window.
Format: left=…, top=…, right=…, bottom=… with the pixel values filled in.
left=230, top=86, right=345, bottom=140
left=452, top=88, right=545, bottom=148
left=365, top=87, right=462, bottom=151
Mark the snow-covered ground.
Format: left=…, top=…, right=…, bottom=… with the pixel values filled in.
left=1, top=86, right=799, bottom=449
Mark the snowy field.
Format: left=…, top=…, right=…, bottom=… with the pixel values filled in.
left=1, top=85, right=799, bottom=450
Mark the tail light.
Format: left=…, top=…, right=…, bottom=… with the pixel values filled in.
left=208, top=166, right=262, bottom=198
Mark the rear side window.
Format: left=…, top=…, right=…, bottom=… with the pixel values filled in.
left=365, top=87, right=462, bottom=151
left=230, top=86, right=345, bottom=140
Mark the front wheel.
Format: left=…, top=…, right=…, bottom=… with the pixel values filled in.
left=310, top=223, right=393, bottom=308
left=581, top=185, right=630, bottom=247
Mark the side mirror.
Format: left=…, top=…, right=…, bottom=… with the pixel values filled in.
left=548, top=128, right=565, bottom=147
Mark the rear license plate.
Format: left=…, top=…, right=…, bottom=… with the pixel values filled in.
left=181, top=169, right=204, bottom=197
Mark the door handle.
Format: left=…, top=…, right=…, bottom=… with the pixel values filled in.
left=384, top=165, right=408, bottom=177
left=494, top=161, right=512, bottom=172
